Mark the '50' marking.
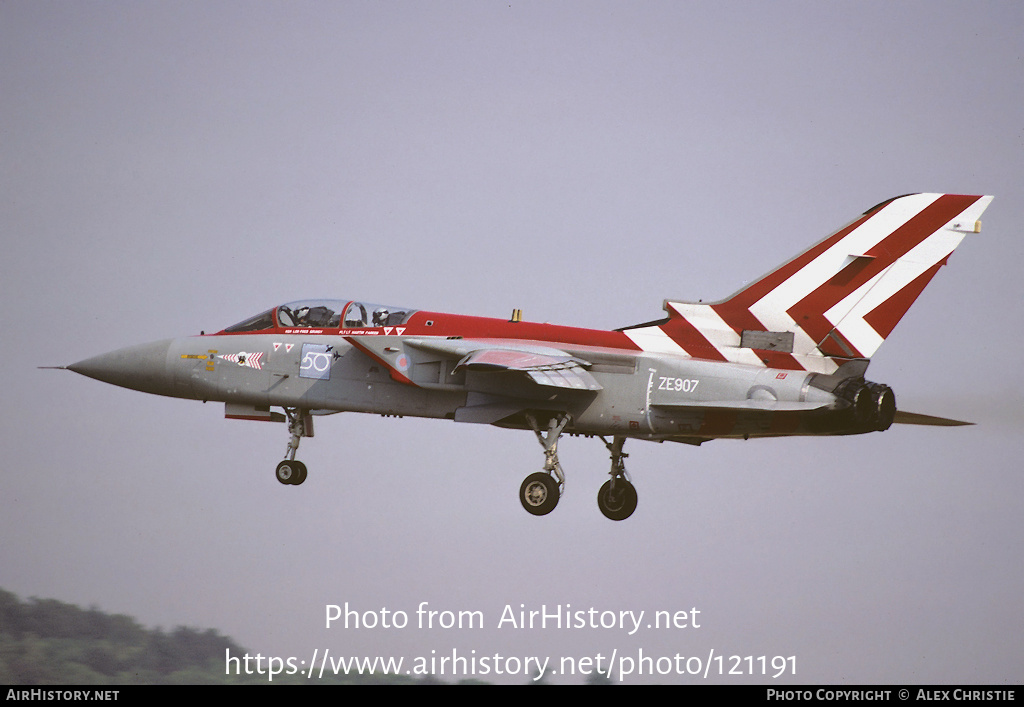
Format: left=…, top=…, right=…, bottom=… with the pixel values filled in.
left=299, top=343, right=332, bottom=380
left=658, top=376, right=699, bottom=393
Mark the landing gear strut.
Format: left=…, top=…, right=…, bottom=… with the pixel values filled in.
left=517, top=417, right=639, bottom=520
left=596, top=436, right=637, bottom=521
left=275, top=408, right=311, bottom=486
left=518, top=413, right=569, bottom=515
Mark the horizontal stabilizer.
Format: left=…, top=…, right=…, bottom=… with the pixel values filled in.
left=893, top=410, right=973, bottom=427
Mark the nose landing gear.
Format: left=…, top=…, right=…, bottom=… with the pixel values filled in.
left=275, top=408, right=312, bottom=486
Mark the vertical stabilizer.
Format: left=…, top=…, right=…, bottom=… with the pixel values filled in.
left=623, top=194, right=993, bottom=374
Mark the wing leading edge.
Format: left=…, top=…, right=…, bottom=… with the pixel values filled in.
left=406, top=339, right=602, bottom=425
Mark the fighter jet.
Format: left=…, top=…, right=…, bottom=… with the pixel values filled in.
left=63, top=193, right=992, bottom=520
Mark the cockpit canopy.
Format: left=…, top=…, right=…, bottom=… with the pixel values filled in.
left=223, top=299, right=416, bottom=333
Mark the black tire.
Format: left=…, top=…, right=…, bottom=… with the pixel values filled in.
left=597, top=479, right=637, bottom=521
left=276, top=460, right=303, bottom=485
left=519, top=472, right=559, bottom=516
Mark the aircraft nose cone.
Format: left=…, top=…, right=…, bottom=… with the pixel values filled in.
left=68, top=339, right=176, bottom=396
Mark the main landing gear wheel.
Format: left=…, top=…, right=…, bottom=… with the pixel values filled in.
left=520, top=472, right=559, bottom=516
left=597, top=478, right=637, bottom=521
left=597, top=435, right=636, bottom=520
left=276, top=459, right=307, bottom=485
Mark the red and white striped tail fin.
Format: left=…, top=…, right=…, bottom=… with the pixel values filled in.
left=623, top=194, right=993, bottom=374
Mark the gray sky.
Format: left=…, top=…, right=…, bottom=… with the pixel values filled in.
left=2, top=1, right=1022, bottom=684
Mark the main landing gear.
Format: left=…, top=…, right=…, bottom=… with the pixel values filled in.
left=517, top=414, right=638, bottom=521
left=275, top=408, right=311, bottom=486
left=596, top=436, right=637, bottom=521
left=519, top=413, right=568, bottom=516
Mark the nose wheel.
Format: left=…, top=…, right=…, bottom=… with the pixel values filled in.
left=276, top=459, right=307, bottom=485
